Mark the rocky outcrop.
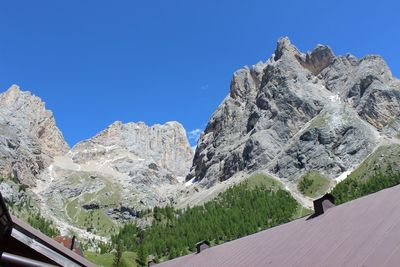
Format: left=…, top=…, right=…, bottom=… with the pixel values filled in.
left=0, top=180, right=22, bottom=204
left=188, top=37, right=399, bottom=187
left=107, top=206, right=142, bottom=221
left=0, top=85, right=69, bottom=185
left=82, top=202, right=101, bottom=210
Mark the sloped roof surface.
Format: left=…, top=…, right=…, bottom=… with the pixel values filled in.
left=11, top=215, right=96, bottom=266
left=53, top=236, right=84, bottom=256
left=157, top=185, right=400, bottom=267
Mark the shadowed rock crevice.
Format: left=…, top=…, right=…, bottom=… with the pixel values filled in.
left=296, top=45, right=335, bottom=75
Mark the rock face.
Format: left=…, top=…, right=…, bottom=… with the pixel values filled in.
left=0, top=85, right=69, bottom=185
left=187, top=37, right=400, bottom=187
left=71, top=121, right=193, bottom=182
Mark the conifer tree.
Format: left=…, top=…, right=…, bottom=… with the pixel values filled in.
left=137, top=245, right=148, bottom=266
left=112, top=241, right=123, bottom=267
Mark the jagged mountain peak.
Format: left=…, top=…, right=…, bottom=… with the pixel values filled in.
left=107, top=120, right=186, bottom=130
left=0, top=85, right=69, bottom=154
left=1, top=84, right=48, bottom=110
left=273, top=36, right=301, bottom=61
left=2, top=84, right=21, bottom=104
left=0, top=85, right=69, bottom=184
left=78, top=120, right=191, bottom=151
left=187, top=38, right=400, bottom=189
left=273, top=37, right=335, bottom=76
left=297, top=44, right=335, bottom=75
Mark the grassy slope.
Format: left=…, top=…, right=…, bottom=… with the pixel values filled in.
left=344, top=145, right=400, bottom=182
left=297, top=171, right=330, bottom=198
left=245, top=173, right=312, bottom=218
left=84, top=251, right=137, bottom=267
left=244, top=173, right=283, bottom=190
left=331, top=144, right=400, bottom=204
left=62, top=174, right=121, bottom=236
left=293, top=205, right=312, bottom=218
left=308, top=114, right=329, bottom=129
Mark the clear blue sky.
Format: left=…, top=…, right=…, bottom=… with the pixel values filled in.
left=1, top=0, right=399, bottom=147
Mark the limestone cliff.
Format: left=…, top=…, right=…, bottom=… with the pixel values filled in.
left=0, top=85, right=69, bottom=185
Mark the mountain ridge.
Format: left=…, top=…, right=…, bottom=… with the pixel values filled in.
left=1, top=37, right=400, bottom=239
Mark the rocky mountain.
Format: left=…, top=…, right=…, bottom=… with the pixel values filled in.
left=0, top=85, right=69, bottom=185
left=33, top=120, right=193, bottom=236
left=187, top=37, right=400, bottom=190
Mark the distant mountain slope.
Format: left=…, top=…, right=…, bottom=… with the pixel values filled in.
left=187, top=37, right=400, bottom=192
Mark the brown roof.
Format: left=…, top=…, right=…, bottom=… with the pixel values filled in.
left=157, top=184, right=400, bottom=267
left=54, top=236, right=74, bottom=248
left=53, top=236, right=84, bottom=256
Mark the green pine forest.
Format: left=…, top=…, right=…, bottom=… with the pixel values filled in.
left=331, top=166, right=400, bottom=205
left=110, top=175, right=302, bottom=265
left=27, top=212, right=60, bottom=237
